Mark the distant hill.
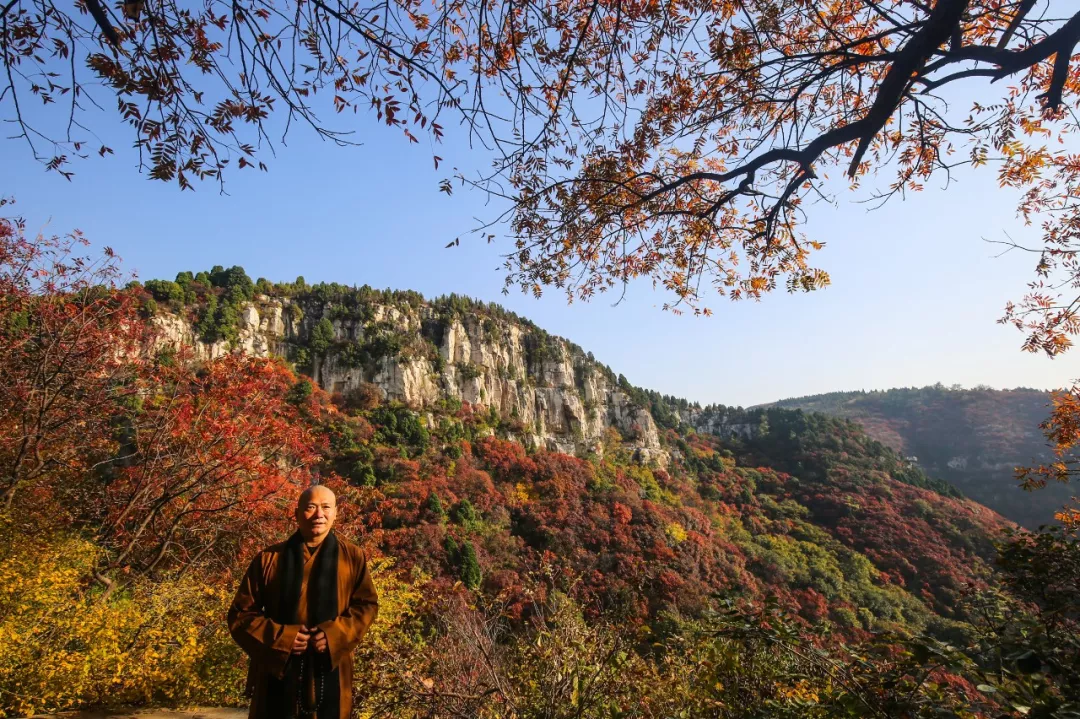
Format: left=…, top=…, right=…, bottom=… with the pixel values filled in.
left=764, top=386, right=1069, bottom=528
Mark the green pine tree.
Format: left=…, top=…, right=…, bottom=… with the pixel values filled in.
left=450, top=498, right=478, bottom=525
left=425, top=492, right=446, bottom=519
left=459, top=541, right=481, bottom=590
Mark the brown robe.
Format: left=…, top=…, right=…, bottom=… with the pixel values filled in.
left=228, top=535, right=379, bottom=719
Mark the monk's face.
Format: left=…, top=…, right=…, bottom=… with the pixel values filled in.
left=295, top=485, right=337, bottom=541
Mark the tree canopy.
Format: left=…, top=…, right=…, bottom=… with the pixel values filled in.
left=3, top=0, right=1079, bottom=350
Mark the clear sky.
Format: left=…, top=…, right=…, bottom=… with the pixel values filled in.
left=1, top=97, right=1074, bottom=408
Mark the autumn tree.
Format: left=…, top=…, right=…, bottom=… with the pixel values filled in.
left=95, top=353, right=326, bottom=584
left=1018, top=386, right=1080, bottom=492
left=0, top=208, right=151, bottom=510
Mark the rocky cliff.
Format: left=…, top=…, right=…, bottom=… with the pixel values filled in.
left=154, top=294, right=666, bottom=463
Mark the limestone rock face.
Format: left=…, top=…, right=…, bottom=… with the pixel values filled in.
left=682, top=407, right=756, bottom=442
left=154, top=298, right=667, bottom=464
left=154, top=297, right=287, bottom=362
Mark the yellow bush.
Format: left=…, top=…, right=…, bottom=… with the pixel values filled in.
left=353, top=558, right=429, bottom=719
left=665, top=522, right=688, bottom=544
left=0, top=519, right=244, bottom=717
left=361, top=558, right=426, bottom=654
left=0, top=517, right=430, bottom=718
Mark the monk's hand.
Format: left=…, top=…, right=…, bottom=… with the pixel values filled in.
left=311, top=628, right=329, bottom=653
left=291, top=627, right=311, bottom=654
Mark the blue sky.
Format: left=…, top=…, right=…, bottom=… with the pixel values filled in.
left=1, top=99, right=1074, bottom=408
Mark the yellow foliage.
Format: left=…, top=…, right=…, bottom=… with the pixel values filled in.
left=360, top=557, right=427, bottom=655
left=665, top=522, right=688, bottom=544
left=1055, top=507, right=1080, bottom=529
left=0, top=517, right=245, bottom=717
left=352, top=558, right=430, bottom=719
left=778, top=679, right=820, bottom=703
left=511, top=482, right=537, bottom=505
left=0, top=516, right=435, bottom=719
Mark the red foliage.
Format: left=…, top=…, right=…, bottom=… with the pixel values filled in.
left=473, top=436, right=537, bottom=481
left=0, top=216, right=151, bottom=510
left=0, top=217, right=1015, bottom=635
left=795, top=588, right=829, bottom=622
left=99, top=353, right=324, bottom=577
left=612, top=503, right=632, bottom=525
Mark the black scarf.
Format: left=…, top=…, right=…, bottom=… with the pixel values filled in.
left=266, top=530, right=341, bottom=719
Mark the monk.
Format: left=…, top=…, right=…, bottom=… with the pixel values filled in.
left=228, top=485, right=379, bottom=719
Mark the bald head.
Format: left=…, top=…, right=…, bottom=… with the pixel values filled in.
left=295, top=484, right=337, bottom=544
left=297, top=484, right=336, bottom=509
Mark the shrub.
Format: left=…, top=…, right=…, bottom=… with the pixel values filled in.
left=286, top=378, right=314, bottom=406
left=143, top=279, right=185, bottom=304
left=369, top=406, right=430, bottom=454
left=455, top=362, right=483, bottom=381
left=425, top=492, right=446, bottom=520
left=0, top=520, right=244, bottom=717
left=342, top=383, right=384, bottom=412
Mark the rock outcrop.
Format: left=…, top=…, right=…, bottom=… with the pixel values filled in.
left=155, top=296, right=666, bottom=464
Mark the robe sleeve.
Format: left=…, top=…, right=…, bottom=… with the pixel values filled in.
left=317, top=548, right=379, bottom=670
left=228, top=551, right=302, bottom=679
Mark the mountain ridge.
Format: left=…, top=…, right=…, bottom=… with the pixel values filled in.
left=150, top=285, right=670, bottom=464
left=140, top=271, right=991, bottom=507
left=3, top=247, right=1029, bottom=713
left=760, top=386, right=1063, bottom=527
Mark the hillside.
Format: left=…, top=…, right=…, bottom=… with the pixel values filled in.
left=135, top=269, right=1009, bottom=630
left=765, top=387, right=1066, bottom=528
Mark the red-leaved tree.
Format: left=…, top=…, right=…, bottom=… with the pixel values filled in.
left=96, top=352, right=326, bottom=583
left=0, top=207, right=150, bottom=510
